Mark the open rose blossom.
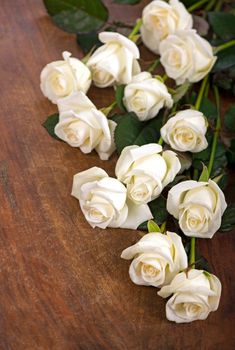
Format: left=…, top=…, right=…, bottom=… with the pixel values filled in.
left=121, top=231, right=188, bottom=287
left=159, top=30, right=217, bottom=85
left=71, top=167, right=153, bottom=229
left=123, top=72, right=173, bottom=121
left=87, top=32, right=140, bottom=88
left=40, top=51, right=91, bottom=104
left=54, top=92, right=116, bottom=160
left=141, top=0, right=193, bottom=54
left=158, top=269, right=221, bottom=323
left=167, top=179, right=227, bottom=238
left=115, top=144, right=181, bottom=205
left=160, top=109, right=208, bottom=153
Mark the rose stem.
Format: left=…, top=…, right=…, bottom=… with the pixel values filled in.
left=188, top=0, right=210, bottom=12
left=207, top=86, right=221, bottom=177
left=215, top=39, right=235, bottom=54
left=148, top=58, right=160, bottom=74
left=215, top=0, right=223, bottom=11
left=189, top=237, right=196, bottom=267
left=205, top=0, right=217, bottom=11
left=190, top=75, right=210, bottom=267
left=128, top=18, right=143, bottom=41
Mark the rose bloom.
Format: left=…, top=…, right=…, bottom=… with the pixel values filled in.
left=160, top=109, right=208, bottom=153
left=167, top=179, right=227, bottom=238
left=123, top=72, right=173, bottom=121
left=158, top=269, right=221, bottom=323
left=141, top=0, right=193, bottom=54
left=72, top=167, right=153, bottom=229
left=121, top=231, right=188, bottom=287
left=159, top=30, right=217, bottom=85
left=87, top=32, right=140, bottom=88
left=115, top=144, right=181, bottom=205
left=40, top=51, right=91, bottom=103
left=54, top=92, right=116, bottom=160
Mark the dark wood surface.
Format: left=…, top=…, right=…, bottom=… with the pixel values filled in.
left=0, top=1, right=235, bottom=349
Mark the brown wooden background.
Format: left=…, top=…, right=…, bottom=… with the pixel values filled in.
left=0, top=0, right=235, bottom=349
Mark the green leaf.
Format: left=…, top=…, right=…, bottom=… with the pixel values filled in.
left=115, top=85, right=126, bottom=112
left=43, top=0, right=108, bottom=33
left=113, top=0, right=141, bottom=4
left=42, top=113, right=60, bottom=140
left=208, top=12, right=235, bottom=41
left=220, top=204, right=235, bottom=231
left=77, top=31, right=101, bottom=54
left=138, top=196, right=168, bottom=231
left=199, top=97, right=217, bottom=120
left=147, top=220, right=161, bottom=233
left=195, top=251, right=212, bottom=273
left=198, top=164, right=209, bottom=182
left=213, top=46, right=235, bottom=72
left=224, top=104, right=235, bottom=132
left=227, top=139, right=235, bottom=165
left=114, top=113, right=162, bottom=154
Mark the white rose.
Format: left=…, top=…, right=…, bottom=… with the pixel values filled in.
left=121, top=231, right=188, bottom=287
left=54, top=92, right=116, bottom=160
left=159, top=30, right=217, bottom=85
left=160, top=109, right=208, bottom=153
left=115, top=144, right=181, bottom=205
left=71, top=167, right=153, bottom=229
left=141, top=0, right=193, bottom=54
left=87, top=32, right=140, bottom=88
left=167, top=179, right=227, bottom=238
left=123, top=72, right=173, bottom=121
left=158, top=269, right=221, bottom=323
left=40, top=51, right=91, bottom=104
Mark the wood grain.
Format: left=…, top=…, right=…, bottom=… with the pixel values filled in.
left=0, top=0, right=234, bottom=349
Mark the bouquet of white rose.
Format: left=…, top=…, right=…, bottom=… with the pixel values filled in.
left=41, top=0, right=235, bottom=323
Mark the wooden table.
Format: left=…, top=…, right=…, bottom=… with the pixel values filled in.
left=0, top=1, right=235, bottom=349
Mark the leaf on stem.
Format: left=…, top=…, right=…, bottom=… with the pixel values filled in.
left=220, top=204, right=235, bottom=232
left=43, top=0, right=109, bottom=33
left=138, top=196, right=168, bottom=231
left=42, top=113, right=60, bottom=140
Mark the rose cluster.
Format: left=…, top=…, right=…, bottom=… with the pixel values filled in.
left=40, top=0, right=230, bottom=324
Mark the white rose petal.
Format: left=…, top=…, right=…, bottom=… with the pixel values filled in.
left=161, top=109, right=208, bottom=153
left=158, top=269, right=221, bottom=323
left=87, top=32, right=140, bottom=88
left=141, top=0, right=193, bottom=54
left=72, top=167, right=152, bottom=230
left=121, top=231, right=188, bottom=287
left=123, top=72, right=173, bottom=121
left=40, top=51, right=91, bottom=103
left=159, top=30, right=217, bottom=85
left=167, top=179, right=227, bottom=238
left=115, top=144, right=181, bottom=205
left=54, top=92, right=116, bottom=160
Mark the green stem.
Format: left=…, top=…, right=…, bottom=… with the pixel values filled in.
left=207, top=86, right=221, bottom=177
left=128, top=18, right=143, bottom=41
left=160, top=222, right=166, bottom=233
left=215, top=39, right=235, bottom=54
left=193, top=169, right=199, bottom=180
left=204, top=80, right=210, bottom=99
left=189, top=237, right=196, bottom=267
left=100, top=101, right=117, bottom=117
left=215, top=0, right=223, bottom=11
left=158, top=136, right=163, bottom=145
left=148, top=58, right=160, bottom=74
left=205, top=0, right=216, bottom=11
left=188, top=0, right=209, bottom=12
left=195, top=75, right=209, bottom=110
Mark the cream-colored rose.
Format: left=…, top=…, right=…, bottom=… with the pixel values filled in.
left=167, top=179, right=227, bottom=238
left=115, top=144, right=181, bottom=205
left=123, top=72, right=173, bottom=121
left=121, top=231, right=188, bottom=287
left=87, top=32, right=140, bottom=88
left=158, top=269, right=221, bottom=323
left=141, top=0, right=193, bottom=54
left=54, top=92, right=116, bottom=160
left=159, top=30, right=217, bottom=85
left=160, top=109, right=208, bottom=152
left=71, top=167, right=153, bottom=229
left=40, top=51, right=91, bottom=104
